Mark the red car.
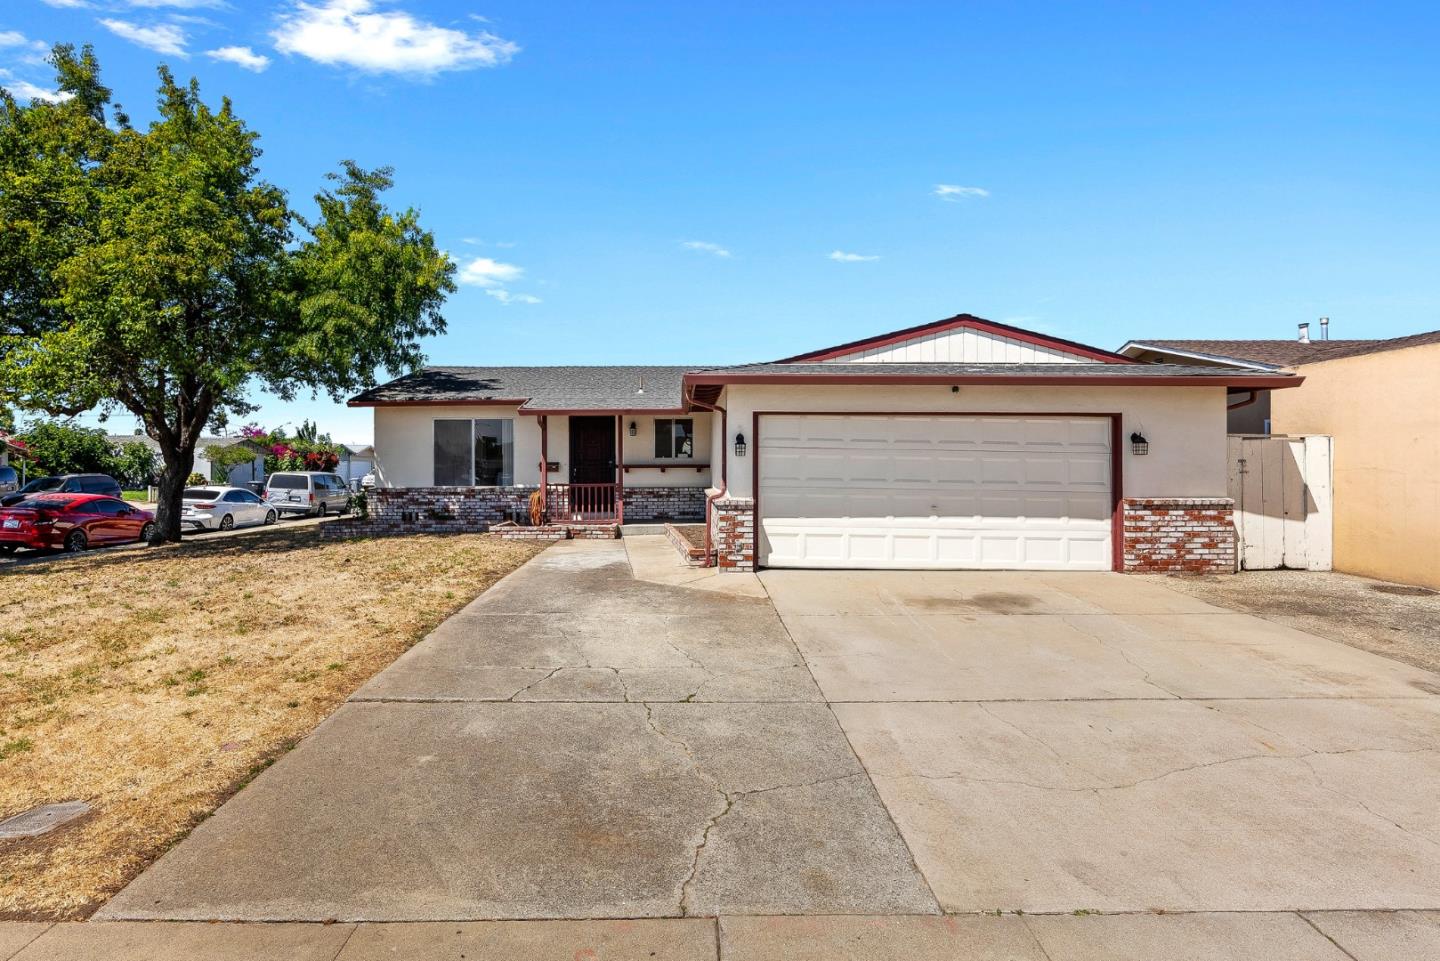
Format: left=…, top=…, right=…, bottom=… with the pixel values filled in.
left=0, top=493, right=156, bottom=554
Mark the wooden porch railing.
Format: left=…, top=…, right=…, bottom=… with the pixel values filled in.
left=544, top=483, right=622, bottom=524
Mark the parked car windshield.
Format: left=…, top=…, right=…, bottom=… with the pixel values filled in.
left=19, top=477, right=65, bottom=493
left=183, top=488, right=223, bottom=499
left=268, top=474, right=308, bottom=489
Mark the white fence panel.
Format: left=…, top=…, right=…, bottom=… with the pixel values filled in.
left=1228, top=434, right=1333, bottom=571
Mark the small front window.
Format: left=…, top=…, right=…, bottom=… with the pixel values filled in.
left=654, top=418, right=694, bottom=459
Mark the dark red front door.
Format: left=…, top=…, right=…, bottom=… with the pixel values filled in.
left=569, top=416, right=617, bottom=485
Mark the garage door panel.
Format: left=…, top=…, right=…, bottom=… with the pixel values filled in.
left=758, top=414, right=1113, bottom=571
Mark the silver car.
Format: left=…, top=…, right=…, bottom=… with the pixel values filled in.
left=181, top=486, right=277, bottom=531
left=264, top=471, right=352, bottom=517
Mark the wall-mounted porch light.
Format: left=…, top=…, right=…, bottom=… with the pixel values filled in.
left=628, top=421, right=637, bottom=437
left=734, top=432, right=747, bottom=457
left=1130, top=431, right=1150, bottom=456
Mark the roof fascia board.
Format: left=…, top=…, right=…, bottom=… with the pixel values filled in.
left=346, top=397, right=531, bottom=409
left=683, top=371, right=1304, bottom=389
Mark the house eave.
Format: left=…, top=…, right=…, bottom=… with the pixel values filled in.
left=682, top=372, right=1305, bottom=389
left=1118, top=341, right=1282, bottom=371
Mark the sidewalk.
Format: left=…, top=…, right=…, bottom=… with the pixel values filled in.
left=4, top=911, right=1438, bottom=960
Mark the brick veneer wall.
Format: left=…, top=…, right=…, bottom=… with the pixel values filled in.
left=369, top=486, right=538, bottom=532
left=621, top=486, right=707, bottom=523
left=1122, top=497, right=1236, bottom=574
left=713, top=496, right=756, bottom=572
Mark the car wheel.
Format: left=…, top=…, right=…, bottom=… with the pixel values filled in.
left=64, top=529, right=88, bottom=553
left=317, top=502, right=328, bottom=518
left=139, top=522, right=157, bottom=543
left=265, top=509, right=277, bottom=525
left=0, top=544, right=16, bottom=555
left=220, top=514, right=234, bottom=531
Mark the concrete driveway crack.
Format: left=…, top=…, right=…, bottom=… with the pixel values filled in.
left=507, top=666, right=564, bottom=701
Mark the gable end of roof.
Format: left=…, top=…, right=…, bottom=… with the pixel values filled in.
left=774, top=313, right=1137, bottom=365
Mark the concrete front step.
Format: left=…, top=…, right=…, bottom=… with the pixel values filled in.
left=619, top=523, right=667, bottom=535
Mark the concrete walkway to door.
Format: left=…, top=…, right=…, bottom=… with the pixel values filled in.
left=59, top=536, right=1440, bottom=960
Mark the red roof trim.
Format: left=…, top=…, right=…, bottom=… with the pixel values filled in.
left=346, top=397, right=530, bottom=408
left=684, top=371, right=1304, bottom=389
left=519, top=407, right=690, bottom=416
left=772, top=313, right=1137, bottom=365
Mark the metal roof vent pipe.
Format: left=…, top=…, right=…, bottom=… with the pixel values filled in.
left=1320, top=316, right=1330, bottom=340
left=1298, top=322, right=1311, bottom=344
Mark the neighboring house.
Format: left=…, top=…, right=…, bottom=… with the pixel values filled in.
left=0, top=433, right=33, bottom=479
left=1118, top=325, right=1380, bottom=433
left=338, top=444, right=375, bottom=486
left=106, top=435, right=268, bottom=487
left=1266, top=331, right=1440, bottom=590
left=1119, top=325, right=1440, bottom=589
left=352, top=314, right=1299, bottom=574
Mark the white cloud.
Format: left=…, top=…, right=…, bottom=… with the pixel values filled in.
left=99, top=19, right=188, bottom=56
left=681, top=240, right=731, bottom=258
left=0, top=31, right=50, bottom=64
left=458, top=256, right=523, bottom=288
left=484, top=289, right=541, bottom=306
left=206, top=45, right=270, bottom=71
left=39, top=0, right=91, bottom=8
left=828, top=250, right=880, bottom=262
left=933, top=184, right=990, bottom=201
left=459, top=256, right=540, bottom=304
left=1, top=78, right=74, bottom=103
left=272, top=0, right=519, bottom=76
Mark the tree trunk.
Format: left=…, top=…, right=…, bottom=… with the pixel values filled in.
left=152, top=442, right=197, bottom=543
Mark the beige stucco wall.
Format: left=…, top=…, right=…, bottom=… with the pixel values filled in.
left=716, top=383, right=1230, bottom=501
left=371, top=406, right=712, bottom=489
left=1270, top=342, right=1440, bottom=589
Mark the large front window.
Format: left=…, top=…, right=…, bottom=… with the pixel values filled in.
left=434, top=419, right=514, bottom=486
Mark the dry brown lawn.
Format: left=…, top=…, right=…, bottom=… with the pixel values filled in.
left=0, top=529, right=543, bottom=920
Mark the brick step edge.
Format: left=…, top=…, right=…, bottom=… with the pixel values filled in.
left=663, top=522, right=710, bottom=568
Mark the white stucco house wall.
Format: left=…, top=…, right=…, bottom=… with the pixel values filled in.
left=349, top=314, right=1301, bottom=573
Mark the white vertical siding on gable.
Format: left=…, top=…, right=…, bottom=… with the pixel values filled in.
left=822, top=327, right=1089, bottom=364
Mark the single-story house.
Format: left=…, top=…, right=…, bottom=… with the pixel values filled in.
left=0, top=433, right=34, bottom=479
left=350, top=314, right=1302, bottom=573
left=338, top=444, right=375, bottom=487
left=107, top=434, right=268, bottom=488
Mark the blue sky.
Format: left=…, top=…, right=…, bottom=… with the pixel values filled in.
left=5, top=1, right=1438, bottom=443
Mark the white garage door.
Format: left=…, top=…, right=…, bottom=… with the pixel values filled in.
left=757, top=414, right=1113, bottom=570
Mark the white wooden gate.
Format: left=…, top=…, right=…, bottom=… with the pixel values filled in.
left=1227, top=434, right=1333, bottom=571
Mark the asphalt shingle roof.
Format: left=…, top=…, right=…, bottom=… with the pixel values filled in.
left=350, top=360, right=1298, bottom=409
left=1125, top=333, right=1440, bottom=368
left=688, top=362, right=1295, bottom=380
left=347, top=366, right=697, bottom=411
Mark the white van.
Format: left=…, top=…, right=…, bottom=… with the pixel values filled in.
left=264, top=471, right=352, bottom=517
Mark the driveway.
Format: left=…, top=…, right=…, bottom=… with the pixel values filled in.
left=89, top=538, right=1440, bottom=956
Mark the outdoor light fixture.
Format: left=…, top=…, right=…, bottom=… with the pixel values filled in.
left=628, top=421, right=637, bottom=436
left=1130, top=431, right=1150, bottom=455
left=734, top=432, right=747, bottom=457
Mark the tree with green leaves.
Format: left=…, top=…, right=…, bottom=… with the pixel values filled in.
left=0, top=46, right=454, bottom=540
left=111, top=439, right=158, bottom=488
left=17, top=421, right=115, bottom=476
left=202, top=441, right=261, bottom=484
